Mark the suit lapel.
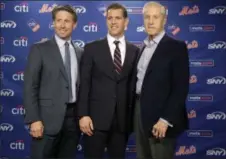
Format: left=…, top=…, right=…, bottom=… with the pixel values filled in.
left=50, top=37, right=68, bottom=83
left=99, top=38, right=116, bottom=80
left=145, top=35, right=169, bottom=76
left=120, top=41, right=134, bottom=79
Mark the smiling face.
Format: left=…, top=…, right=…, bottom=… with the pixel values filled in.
left=106, top=8, right=128, bottom=38
left=53, top=10, right=77, bottom=40
left=143, top=4, right=166, bottom=39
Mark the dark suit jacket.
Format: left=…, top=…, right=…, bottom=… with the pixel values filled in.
left=77, top=38, right=139, bottom=133
left=135, top=34, right=189, bottom=138
left=23, top=37, right=83, bottom=135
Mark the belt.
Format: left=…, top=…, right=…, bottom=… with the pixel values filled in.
left=66, top=102, right=76, bottom=109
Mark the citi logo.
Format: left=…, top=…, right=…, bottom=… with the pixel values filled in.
left=0, top=123, right=14, bottom=132
left=0, top=55, right=16, bottom=63
left=10, top=140, right=25, bottom=150
left=83, top=22, right=98, bottom=32
left=12, top=71, right=24, bottom=81
left=12, top=105, right=25, bottom=115
left=13, top=36, right=28, bottom=47
left=1, top=20, right=17, bottom=28
left=0, top=89, right=15, bottom=96
left=14, top=2, right=29, bottom=12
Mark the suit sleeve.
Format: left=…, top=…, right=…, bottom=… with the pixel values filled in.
left=77, top=44, right=93, bottom=117
left=23, top=44, right=42, bottom=124
left=161, top=42, right=189, bottom=125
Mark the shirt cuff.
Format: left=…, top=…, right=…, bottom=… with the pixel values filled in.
left=160, top=118, right=173, bottom=127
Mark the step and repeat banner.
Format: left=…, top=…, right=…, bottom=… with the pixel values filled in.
left=0, top=0, right=226, bottom=158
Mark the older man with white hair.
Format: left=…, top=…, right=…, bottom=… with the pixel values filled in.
left=133, top=1, right=189, bottom=159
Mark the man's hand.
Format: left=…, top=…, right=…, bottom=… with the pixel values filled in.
left=79, top=116, right=94, bottom=136
left=30, top=121, right=44, bottom=138
left=152, top=120, right=168, bottom=138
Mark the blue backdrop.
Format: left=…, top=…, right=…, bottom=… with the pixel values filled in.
left=1, top=0, right=226, bottom=159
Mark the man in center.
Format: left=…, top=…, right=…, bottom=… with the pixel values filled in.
left=77, top=3, right=139, bottom=158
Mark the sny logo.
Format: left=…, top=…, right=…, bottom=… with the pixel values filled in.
left=1, top=20, right=17, bottom=28
left=207, top=76, right=226, bottom=84
left=209, top=6, right=226, bottom=15
left=206, top=148, right=226, bottom=156
left=206, top=111, right=226, bottom=120
left=179, top=5, right=199, bottom=16
left=0, top=123, right=14, bottom=132
left=14, top=2, right=29, bottom=12
left=83, top=22, right=98, bottom=32
left=208, top=41, right=226, bottom=49
left=0, top=55, right=16, bottom=63
left=0, top=89, right=15, bottom=96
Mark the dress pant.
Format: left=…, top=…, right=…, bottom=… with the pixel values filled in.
left=134, top=98, right=177, bottom=159
left=30, top=104, right=80, bottom=159
left=84, top=113, right=128, bottom=159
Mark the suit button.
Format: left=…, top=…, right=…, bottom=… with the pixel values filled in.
left=66, top=86, right=69, bottom=89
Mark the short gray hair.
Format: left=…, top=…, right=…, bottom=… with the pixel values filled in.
left=143, top=1, right=168, bottom=16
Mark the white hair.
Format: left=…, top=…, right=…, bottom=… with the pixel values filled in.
left=143, top=1, right=168, bottom=16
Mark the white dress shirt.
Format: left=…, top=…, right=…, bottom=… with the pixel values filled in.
left=107, top=33, right=126, bottom=65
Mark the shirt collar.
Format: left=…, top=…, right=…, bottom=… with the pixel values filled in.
left=107, top=33, right=125, bottom=45
left=144, top=30, right=165, bottom=47
left=55, top=34, right=72, bottom=48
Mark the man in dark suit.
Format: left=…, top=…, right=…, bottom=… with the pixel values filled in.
left=77, top=3, right=139, bottom=159
left=133, top=2, right=189, bottom=159
left=23, top=5, right=83, bottom=159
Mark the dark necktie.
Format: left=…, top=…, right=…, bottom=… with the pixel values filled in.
left=65, top=42, right=72, bottom=102
left=113, top=40, right=122, bottom=74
